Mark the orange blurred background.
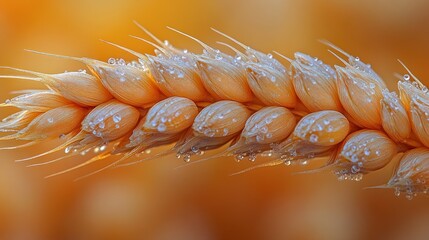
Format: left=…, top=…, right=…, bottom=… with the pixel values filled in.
left=1, top=0, right=429, bottom=239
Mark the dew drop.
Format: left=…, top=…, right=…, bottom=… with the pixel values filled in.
left=351, top=154, right=359, bottom=162
left=157, top=123, right=167, bottom=132
left=183, top=154, right=191, bottom=163
left=65, top=147, right=72, bottom=154
left=108, top=58, right=116, bottom=64
left=405, top=194, right=413, bottom=200
left=394, top=187, right=401, bottom=197
left=223, top=128, right=229, bottom=136
left=403, top=74, right=410, bottom=81
left=309, top=134, right=318, bottom=143
left=351, top=165, right=360, bottom=174
left=364, top=147, right=371, bottom=156
left=113, top=114, right=122, bottom=123
left=235, top=154, right=244, bottom=162
left=354, top=173, right=363, bottom=181
left=191, top=146, right=199, bottom=153
left=47, top=118, right=54, bottom=123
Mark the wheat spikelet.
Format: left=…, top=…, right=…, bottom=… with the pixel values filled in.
left=1, top=24, right=429, bottom=200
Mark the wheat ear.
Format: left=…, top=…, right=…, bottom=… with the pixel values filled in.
left=1, top=24, right=428, bottom=199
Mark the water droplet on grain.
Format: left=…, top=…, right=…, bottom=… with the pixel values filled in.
left=113, top=114, right=122, bottom=123
left=235, top=154, right=244, bottom=162
left=403, top=74, right=410, bottom=81
left=65, top=147, right=71, bottom=154
left=118, top=59, right=126, bottom=65
left=309, top=134, right=318, bottom=143
left=157, top=123, right=166, bottom=132
left=183, top=154, right=191, bottom=162
left=191, top=146, right=199, bottom=153
left=108, top=58, right=116, bottom=64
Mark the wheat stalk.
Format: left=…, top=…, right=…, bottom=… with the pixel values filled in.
left=0, top=23, right=427, bottom=200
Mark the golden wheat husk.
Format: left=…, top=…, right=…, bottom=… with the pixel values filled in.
left=1, top=25, right=429, bottom=199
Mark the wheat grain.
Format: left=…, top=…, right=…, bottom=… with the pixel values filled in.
left=1, top=24, right=429, bottom=199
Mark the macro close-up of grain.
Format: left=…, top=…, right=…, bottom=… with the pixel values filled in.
left=1, top=0, right=429, bottom=240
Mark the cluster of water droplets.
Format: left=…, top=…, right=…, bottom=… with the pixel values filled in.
left=382, top=90, right=402, bottom=114
left=233, top=150, right=261, bottom=163
left=176, top=146, right=205, bottom=163
left=149, top=55, right=191, bottom=81
left=194, top=108, right=234, bottom=138
left=246, top=112, right=280, bottom=143
left=87, top=112, right=122, bottom=138
left=348, top=56, right=384, bottom=84
left=389, top=177, right=428, bottom=200
left=294, top=54, right=337, bottom=86
left=335, top=138, right=381, bottom=181
left=334, top=170, right=363, bottom=181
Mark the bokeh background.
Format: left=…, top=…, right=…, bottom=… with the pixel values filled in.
left=1, top=0, right=429, bottom=239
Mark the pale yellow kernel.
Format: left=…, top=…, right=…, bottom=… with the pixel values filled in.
left=291, top=52, right=342, bottom=112
left=82, top=100, right=140, bottom=141
left=224, top=106, right=296, bottom=158
left=241, top=106, right=296, bottom=144
left=89, top=61, right=162, bottom=106
left=192, top=100, right=252, bottom=138
left=0, top=66, right=113, bottom=107
left=409, top=94, right=429, bottom=147
left=335, top=66, right=384, bottom=129
left=334, top=130, right=397, bottom=172
left=2, top=91, right=72, bottom=112
left=143, top=96, right=198, bottom=134
left=14, top=105, right=86, bottom=140
left=380, top=90, right=411, bottom=143
left=0, top=111, right=41, bottom=131
left=147, top=56, right=210, bottom=102
left=197, top=58, right=254, bottom=102
left=246, top=62, right=297, bottom=108
left=292, top=110, right=350, bottom=146
left=387, top=148, right=429, bottom=192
